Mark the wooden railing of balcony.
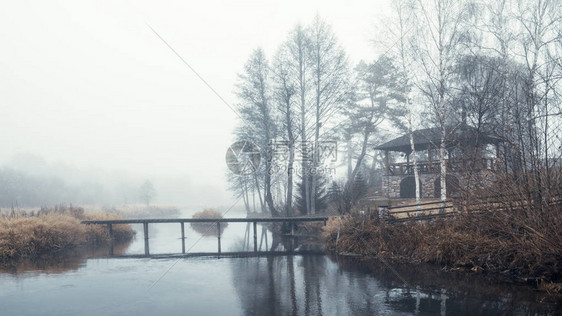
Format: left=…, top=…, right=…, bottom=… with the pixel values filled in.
left=387, top=157, right=497, bottom=176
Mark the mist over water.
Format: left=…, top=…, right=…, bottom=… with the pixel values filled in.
left=0, top=152, right=235, bottom=208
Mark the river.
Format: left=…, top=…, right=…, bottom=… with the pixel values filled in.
left=1, top=208, right=560, bottom=315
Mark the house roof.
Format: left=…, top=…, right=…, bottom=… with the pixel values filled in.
left=374, top=125, right=503, bottom=153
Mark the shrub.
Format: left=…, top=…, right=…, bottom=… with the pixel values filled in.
left=190, top=209, right=227, bottom=236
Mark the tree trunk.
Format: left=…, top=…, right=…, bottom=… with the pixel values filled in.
left=310, top=102, right=320, bottom=215
left=297, top=35, right=311, bottom=215
left=440, top=123, right=447, bottom=208
left=347, top=134, right=353, bottom=180
left=311, top=45, right=322, bottom=215
left=408, top=110, right=422, bottom=212
left=350, top=102, right=376, bottom=183
left=242, top=180, right=250, bottom=214
left=285, top=94, right=295, bottom=216
left=254, top=174, right=265, bottom=213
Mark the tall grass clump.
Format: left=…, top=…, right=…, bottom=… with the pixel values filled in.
left=190, top=208, right=227, bottom=236
left=0, top=206, right=134, bottom=263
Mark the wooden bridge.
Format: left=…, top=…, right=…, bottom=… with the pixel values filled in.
left=82, top=217, right=330, bottom=257
left=83, top=201, right=488, bottom=258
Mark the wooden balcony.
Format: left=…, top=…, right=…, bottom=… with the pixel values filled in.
left=387, top=158, right=497, bottom=176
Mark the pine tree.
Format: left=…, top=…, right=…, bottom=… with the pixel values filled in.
left=351, top=172, right=368, bottom=202
left=295, top=173, right=328, bottom=215
left=327, top=181, right=341, bottom=203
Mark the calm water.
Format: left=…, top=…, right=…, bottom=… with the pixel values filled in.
left=1, top=209, right=560, bottom=315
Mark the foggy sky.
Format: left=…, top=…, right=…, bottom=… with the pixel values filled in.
left=0, top=0, right=390, bottom=206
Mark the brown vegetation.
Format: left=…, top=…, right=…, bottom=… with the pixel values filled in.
left=323, top=184, right=562, bottom=290
left=0, top=206, right=134, bottom=264
left=190, top=208, right=227, bottom=236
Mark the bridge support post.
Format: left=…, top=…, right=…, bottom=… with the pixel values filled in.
left=243, top=223, right=249, bottom=251
left=143, top=222, right=149, bottom=256
left=107, top=223, right=114, bottom=256
left=290, top=222, right=294, bottom=236
left=217, top=222, right=221, bottom=255
left=181, top=222, right=185, bottom=254
left=253, top=221, right=257, bottom=253
left=264, top=226, right=268, bottom=250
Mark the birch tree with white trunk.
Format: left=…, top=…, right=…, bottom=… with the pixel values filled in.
left=412, top=0, right=469, bottom=206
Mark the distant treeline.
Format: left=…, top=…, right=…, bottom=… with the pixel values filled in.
left=0, top=168, right=133, bottom=208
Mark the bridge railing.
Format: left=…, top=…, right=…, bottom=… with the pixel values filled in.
left=82, top=216, right=330, bottom=257
left=387, top=157, right=498, bottom=176
left=383, top=200, right=456, bottom=223
left=383, top=192, right=562, bottom=223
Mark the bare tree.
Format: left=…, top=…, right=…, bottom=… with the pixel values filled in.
left=389, top=0, right=424, bottom=209
left=412, top=0, right=469, bottom=204
left=307, top=15, right=349, bottom=214
left=236, top=48, right=280, bottom=217
left=272, top=47, right=298, bottom=216
left=514, top=0, right=562, bottom=201
left=139, top=180, right=156, bottom=207
left=286, top=24, right=313, bottom=215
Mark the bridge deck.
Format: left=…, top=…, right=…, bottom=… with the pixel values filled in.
left=97, top=251, right=325, bottom=259
left=81, top=216, right=330, bottom=225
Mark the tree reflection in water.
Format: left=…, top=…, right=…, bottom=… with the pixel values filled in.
left=230, top=253, right=560, bottom=315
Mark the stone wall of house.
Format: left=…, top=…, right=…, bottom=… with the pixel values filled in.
left=420, top=174, right=435, bottom=198
left=382, top=176, right=401, bottom=198
left=382, top=170, right=496, bottom=199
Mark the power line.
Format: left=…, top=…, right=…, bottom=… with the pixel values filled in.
left=146, top=23, right=242, bottom=119
left=148, top=196, right=241, bottom=290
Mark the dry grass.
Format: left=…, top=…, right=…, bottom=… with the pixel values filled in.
left=190, top=208, right=227, bottom=236
left=0, top=206, right=134, bottom=263
left=82, top=212, right=135, bottom=244
left=192, top=208, right=224, bottom=219
left=322, top=201, right=562, bottom=288
left=324, top=170, right=562, bottom=291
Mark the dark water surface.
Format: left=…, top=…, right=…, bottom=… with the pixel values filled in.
left=1, top=209, right=560, bottom=315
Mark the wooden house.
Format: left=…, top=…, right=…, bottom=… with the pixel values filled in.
left=374, top=125, right=503, bottom=199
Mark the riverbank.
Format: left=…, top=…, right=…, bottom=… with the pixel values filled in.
left=0, top=206, right=134, bottom=264
left=322, top=206, right=562, bottom=293
left=90, top=204, right=181, bottom=219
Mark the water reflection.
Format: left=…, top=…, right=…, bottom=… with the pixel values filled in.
left=121, top=219, right=324, bottom=256
left=190, top=222, right=228, bottom=237
left=1, top=208, right=560, bottom=315
left=1, top=252, right=560, bottom=315
left=230, top=255, right=561, bottom=315
left=0, top=242, right=130, bottom=275
left=335, top=256, right=562, bottom=315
